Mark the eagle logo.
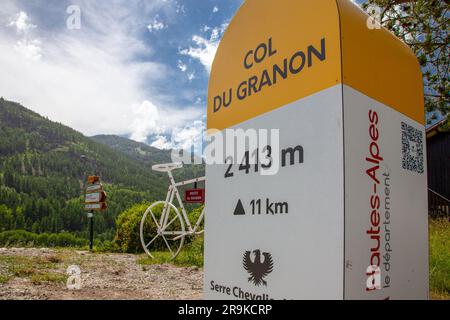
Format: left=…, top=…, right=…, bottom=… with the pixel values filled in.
left=243, top=249, right=274, bottom=287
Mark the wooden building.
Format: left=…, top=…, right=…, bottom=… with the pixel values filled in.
left=426, top=118, right=450, bottom=217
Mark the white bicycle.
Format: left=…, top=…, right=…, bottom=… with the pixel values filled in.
left=140, top=163, right=205, bottom=259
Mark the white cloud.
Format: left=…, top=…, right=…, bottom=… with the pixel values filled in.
left=212, top=6, right=219, bottom=13
left=171, top=120, right=205, bottom=151
left=147, top=15, right=167, bottom=32
left=14, top=38, right=42, bottom=60
left=151, top=120, right=205, bottom=150
left=128, top=100, right=203, bottom=145
left=176, top=3, right=186, bottom=15
left=172, top=121, right=205, bottom=150
left=180, top=22, right=228, bottom=73
left=177, top=60, right=196, bottom=82
left=150, top=135, right=173, bottom=149
left=130, top=100, right=161, bottom=143
left=187, top=72, right=195, bottom=82
left=8, top=11, right=35, bottom=33
left=177, top=60, right=187, bottom=72
left=180, top=35, right=216, bottom=72
left=7, top=10, right=41, bottom=61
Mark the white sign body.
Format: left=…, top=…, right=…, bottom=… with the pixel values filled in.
left=343, top=86, right=429, bottom=299
left=205, top=86, right=344, bottom=299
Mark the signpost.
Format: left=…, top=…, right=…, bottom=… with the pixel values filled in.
left=204, top=0, right=428, bottom=299
left=84, top=176, right=107, bottom=250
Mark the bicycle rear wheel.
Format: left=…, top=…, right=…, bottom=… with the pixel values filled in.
left=140, top=201, right=185, bottom=259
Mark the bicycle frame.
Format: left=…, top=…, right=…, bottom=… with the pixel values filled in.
left=159, top=170, right=205, bottom=238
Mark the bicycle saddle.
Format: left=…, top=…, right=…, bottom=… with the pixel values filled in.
left=152, top=162, right=183, bottom=172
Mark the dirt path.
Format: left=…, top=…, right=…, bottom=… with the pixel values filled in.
left=0, top=248, right=203, bottom=300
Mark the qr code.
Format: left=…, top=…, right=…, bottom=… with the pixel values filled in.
left=401, top=122, right=424, bottom=174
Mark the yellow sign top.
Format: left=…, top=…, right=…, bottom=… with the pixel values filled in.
left=207, top=0, right=424, bottom=130
left=208, top=0, right=342, bottom=130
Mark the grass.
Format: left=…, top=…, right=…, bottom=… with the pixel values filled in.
left=10, top=264, right=35, bottom=277
left=0, top=274, right=12, bottom=284
left=138, top=236, right=204, bottom=268
left=429, top=218, right=450, bottom=300
left=0, top=253, right=67, bottom=285
left=31, top=272, right=66, bottom=285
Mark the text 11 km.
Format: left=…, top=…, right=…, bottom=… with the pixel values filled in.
left=251, top=198, right=289, bottom=215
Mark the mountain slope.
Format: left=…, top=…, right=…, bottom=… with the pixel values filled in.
left=91, top=134, right=205, bottom=183
left=0, top=98, right=168, bottom=238
left=90, top=134, right=171, bottom=166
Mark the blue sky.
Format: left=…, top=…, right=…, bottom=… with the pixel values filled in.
left=0, top=0, right=244, bottom=149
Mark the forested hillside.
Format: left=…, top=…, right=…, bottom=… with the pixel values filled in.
left=91, top=135, right=171, bottom=165
left=91, top=134, right=205, bottom=182
left=0, top=98, right=202, bottom=241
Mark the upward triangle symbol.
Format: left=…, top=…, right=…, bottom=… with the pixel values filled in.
left=233, top=199, right=246, bottom=215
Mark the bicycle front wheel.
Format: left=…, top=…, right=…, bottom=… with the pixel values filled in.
left=140, top=201, right=185, bottom=259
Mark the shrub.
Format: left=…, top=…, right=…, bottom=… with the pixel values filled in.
left=95, top=240, right=120, bottom=253
left=114, top=203, right=150, bottom=253
left=114, top=203, right=204, bottom=254
left=189, top=205, right=205, bottom=230
left=0, top=230, right=88, bottom=247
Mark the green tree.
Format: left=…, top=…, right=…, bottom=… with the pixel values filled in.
left=0, top=205, right=14, bottom=231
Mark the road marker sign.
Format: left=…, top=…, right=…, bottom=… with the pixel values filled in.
left=204, top=0, right=428, bottom=300
left=185, top=189, right=205, bottom=203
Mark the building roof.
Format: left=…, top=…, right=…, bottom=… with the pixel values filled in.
left=426, top=117, right=449, bottom=140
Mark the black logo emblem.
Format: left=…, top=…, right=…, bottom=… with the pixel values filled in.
left=243, top=249, right=274, bottom=286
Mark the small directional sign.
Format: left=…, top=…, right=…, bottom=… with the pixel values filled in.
left=84, top=202, right=107, bottom=211
left=185, top=189, right=205, bottom=203
left=85, top=191, right=107, bottom=204
left=233, top=199, right=246, bottom=215
left=86, top=183, right=103, bottom=193
left=83, top=176, right=107, bottom=212
left=88, top=175, right=100, bottom=184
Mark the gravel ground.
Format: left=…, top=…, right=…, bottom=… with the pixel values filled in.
left=0, top=247, right=203, bottom=300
